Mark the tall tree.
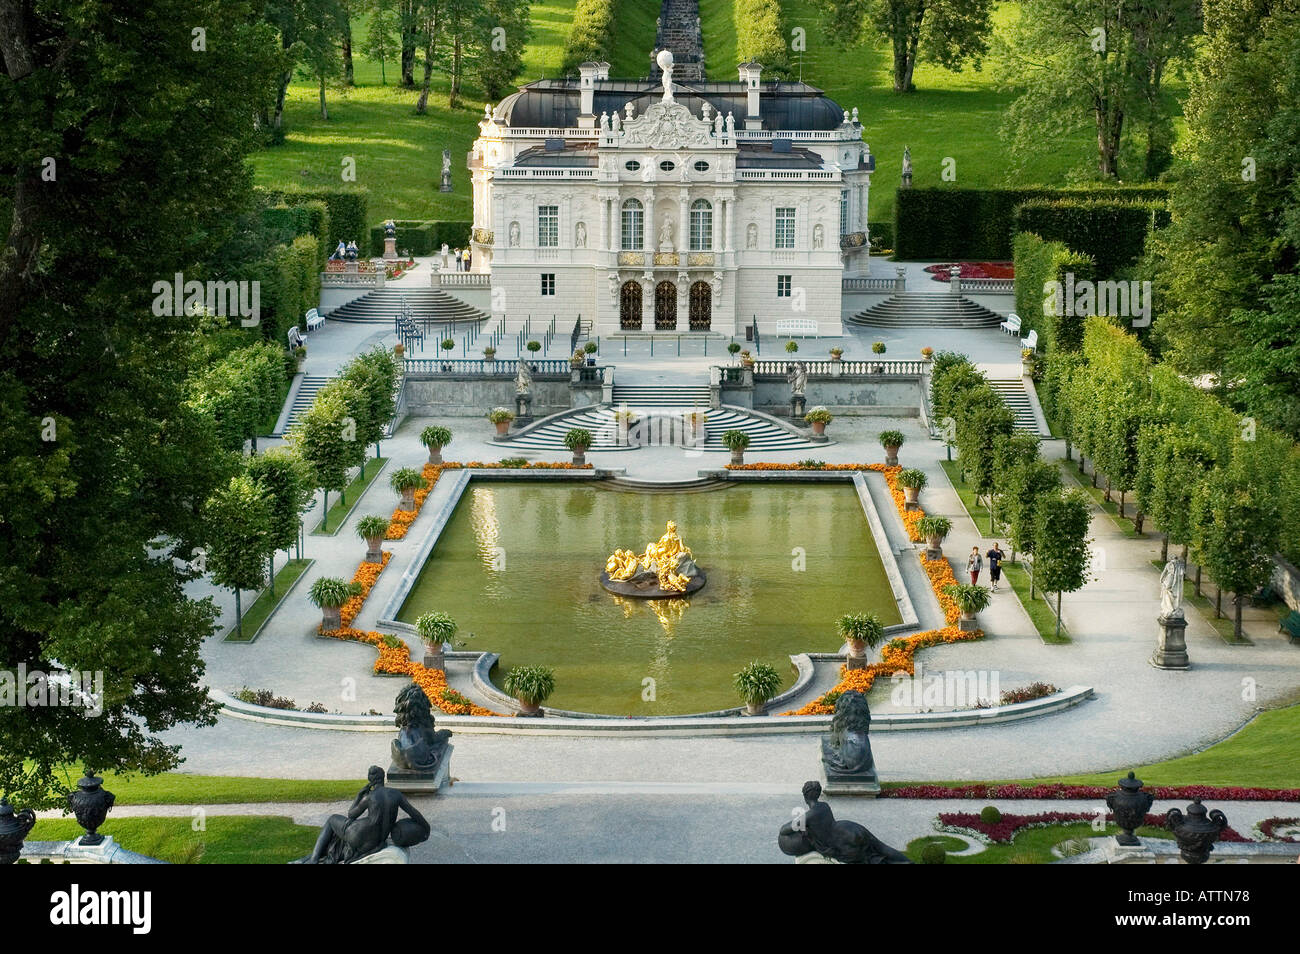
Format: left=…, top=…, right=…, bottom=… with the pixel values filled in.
left=364, top=0, right=402, bottom=84
left=299, top=0, right=344, bottom=119
left=1033, top=489, right=1093, bottom=640
left=203, top=474, right=275, bottom=639
left=415, top=0, right=444, bottom=114
left=1001, top=0, right=1198, bottom=178
left=339, top=0, right=356, bottom=84
left=400, top=0, right=421, bottom=86
left=0, top=0, right=280, bottom=808
left=474, top=0, right=531, bottom=101
left=818, top=0, right=994, bottom=93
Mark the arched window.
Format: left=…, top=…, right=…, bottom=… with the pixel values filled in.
left=621, top=199, right=644, bottom=250
left=689, top=199, right=713, bottom=251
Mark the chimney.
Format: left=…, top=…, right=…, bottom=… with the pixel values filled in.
left=738, top=61, right=763, bottom=129
left=578, top=61, right=610, bottom=128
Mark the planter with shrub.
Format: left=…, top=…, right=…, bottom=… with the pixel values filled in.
left=488, top=406, right=515, bottom=437
left=897, top=468, right=928, bottom=509
left=837, top=612, right=885, bottom=670
left=917, top=515, right=953, bottom=559
left=945, top=583, right=993, bottom=631
left=804, top=405, right=834, bottom=438
left=356, top=515, right=391, bottom=563
left=878, top=429, right=905, bottom=466
left=420, top=425, right=452, bottom=465
left=733, top=661, right=783, bottom=716
left=564, top=427, right=592, bottom=465
left=310, top=577, right=362, bottom=632
left=389, top=467, right=424, bottom=510
left=415, top=611, right=457, bottom=670
left=723, top=429, right=751, bottom=465
left=503, top=665, right=556, bottom=717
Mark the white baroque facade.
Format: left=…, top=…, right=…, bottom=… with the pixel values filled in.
left=469, top=58, right=873, bottom=338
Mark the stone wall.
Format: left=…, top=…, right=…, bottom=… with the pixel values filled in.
left=404, top=376, right=571, bottom=417
left=721, top=372, right=924, bottom=417
left=1272, top=556, right=1300, bottom=612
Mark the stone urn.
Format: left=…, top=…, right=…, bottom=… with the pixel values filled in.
left=394, top=342, right=405, bottom=358
left=730, top=448, right=745, bottom=465
left=925, top=534, right=945, bottom=560
left=400, top=486, right=417, bottom=510
left=69, top=773, right=115, bottom=846
left=364, top=535, right=385, bottom=563
left=958, top=608, right=978, bottom=632
left=903, top=485, right=919, bottom=507
left=427, top=444, right=443, bottom=465
left=845, top=638, right=868, bottom=671
left=830, top=351, right=843, bottom=363
left=516, top=699, right=544, bottom=718
left=743, top=700, right=765, bottom=716
left=321, top=603, right=343, bottom=632
left=883, top=444, right=901, bottom=467
left=0, top=800, right=36, bottom=865
left=494, top=420, right=511, bottom=437
left=422, top=641, right=446, bottom=672
left=810, top=421, right=827, bottom=437
left=1165, top=799, right=1228, bottom=864
left=1105, top=772, right=1154, bottom=846
left=571, top=445, right=588, bottom=467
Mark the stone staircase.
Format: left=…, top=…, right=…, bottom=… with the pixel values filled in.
left=611, top=384, right=711, bottom=407
left=649, top=0, right=705, bottom=82
left=847, top=293, right=1004, bottom=329
left=987, top=378, right=1042, bottom=434
left=274, top=375, right=332, bottom=437
left=327, top=288, right=487, bottom=324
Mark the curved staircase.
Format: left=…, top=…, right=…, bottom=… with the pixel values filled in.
left=847, top=293, right=1003, bottom=329
left=327, top=288, right=487, bottom=324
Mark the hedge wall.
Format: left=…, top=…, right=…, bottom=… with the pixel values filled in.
left=1012, top=199, right=1169, bottom=277
left=895, top=186, right=1170, bottom=261
left=257, top=234, right=319, bottom=340
left=561, top=0, right=616, bottom=74
left=867, top=221, right=894, bottom=250
left=1013, top=232, right=1096, bottom=354
left=368, top=220, right=472, bottom=256
left=255, top=186, right=369, bottom=249
left=260, top=201, right=331, bottom=266
left=735, top=0, right=791, bottom=76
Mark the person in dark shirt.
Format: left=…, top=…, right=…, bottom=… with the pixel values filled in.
left=986, top=543, right=1005, bottom=593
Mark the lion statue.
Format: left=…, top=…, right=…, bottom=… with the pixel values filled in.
left=390, top=684, right=452, bottom=773
left=821, top=690, right=876, bottom=778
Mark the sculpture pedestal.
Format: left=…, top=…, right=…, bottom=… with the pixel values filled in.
left=384, top=237, right=398, bottom=260
left=352, top=845, right=411, bottom=864
left=1103, top=838, right=1156, bottom=864
left=790, top=395, right=806, bottom=419
left=514, top=392, right=533, bottom=428
left=958, top=617, right=979, bottom=632
left=1150, top=613, right=1190, bottom=670
left=387, top=745, right=453, bottom=794
left=440, top=172, right=453, bottom=193
left=821, top=766, right=881, bottom=797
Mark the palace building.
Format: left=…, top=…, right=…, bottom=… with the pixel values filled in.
left=467, top=52, right=873, bottom=339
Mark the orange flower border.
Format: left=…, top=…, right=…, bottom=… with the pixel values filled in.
left=321, top=551, right=503, bottom=716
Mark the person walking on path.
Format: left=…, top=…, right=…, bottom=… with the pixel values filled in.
left=986, top=542, right=1005, bottom=593
left=966, top=546, right=983, bottom=585
left=462, top=247, right=471, bottom=271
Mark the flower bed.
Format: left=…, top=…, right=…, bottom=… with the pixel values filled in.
left=1257, top=817, right=1299, bottom=841
left=883, top=783, right=1300, bottom=802
left=440, top=461, right=594, bottom=470
left=936, top=810, right=1250, bottom=844
left=320, top=550, right=502, bottom=715
left=385, top=463, right=442, bottom=540
left=924, top=262, right=1015, bottom=282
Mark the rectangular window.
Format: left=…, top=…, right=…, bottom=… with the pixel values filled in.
left=690, top=202, right=713, bottom=251
left=538, top=206, right=559, bottom=247
left=777, top=275, right=792, bottom=297
left=621, top=202, right=644, bottom=250
left=840, top=191, right=850, bottom=236
left=541, top=273, right=555, bottom=296
left=775, top=208, right=796, bottom=249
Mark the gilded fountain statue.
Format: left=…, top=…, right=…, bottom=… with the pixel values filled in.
left=601, top=520, right=706, bottom=597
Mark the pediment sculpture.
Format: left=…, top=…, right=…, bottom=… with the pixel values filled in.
left=622, top=101, right=713, bottom=150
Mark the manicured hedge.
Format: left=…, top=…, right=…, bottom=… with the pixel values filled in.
left=368, top=220, right=472, bottom=257
left=1012, top=199, right=1169, bottom=277
left=1013, top=232, right=1097, bottom=354
left=735, top=0, right=791, bottom=77
left=867, top=221, right=894, bottom=250
left=256, top=235, right=319, bottom=340
left=255, top=186, right=369, bottom=248
left=895, top=186, right=1170, bottom=260
left=561, top=0, right=616, bottom=74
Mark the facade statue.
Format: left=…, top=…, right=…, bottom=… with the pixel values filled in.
left=813, top=223, right=824, bottom=249
left=821, top=690, right=877, bottom=781
left=293, top=766, right=430, bottom=864
left=390, top=684, right=452, bottom=774
left=514, top=359, right=533, bottom=395
left=778, top=781, right=911, bottom=864
left=509, top=221, right=520, bottom=247
left=625, top=102, right=635, bottom=121
left=383, top=219, right=397, bottom=238
left=1159, top=557, right=1186, bottom=619
left=901, top=146, right=913, bottom=189
left=725, top=112, right=735, bottom=134
left=658, top=215, right=675, bottom=252
left=657, top=49, right=675, bottom=101
left=787, top=362, right=807, bottom=396
left=746, top=222, right=758, bottom=249
left=714, top=111, right=725, bottom=136
left=576, top=221, right=587, bottom=248
left=611, top=110, right=621, bottom=132
left=332, top=240, right=347, bottom=260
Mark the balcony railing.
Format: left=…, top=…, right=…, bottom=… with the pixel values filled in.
left=752, top=359, right=927, bottom=376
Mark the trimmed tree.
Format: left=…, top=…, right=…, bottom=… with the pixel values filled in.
left=1032, top=489, right=1093, bottom=640
left=955, top=386, right=1016, bottom=530
left=289, top=388, right=355, bottom=532
left=1000, top=458, right=1061, bottom=581
left=245, top=448, right=315, bottom=593
left=1191, top=461, right=1282, bottom=638
left=202, top=474, right=275, bottom=639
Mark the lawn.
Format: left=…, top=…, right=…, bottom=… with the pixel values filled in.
left=938, top=458, right=1069, bottom=643
left=310, top=457, right=389, bottom=535
left=224, top=558, right=314, bottom=643
left=906, top=822, right=1176, bottom=864
left=895, top=702, right=1300, bottom=790
left=27, top=816, right=320, bottom=864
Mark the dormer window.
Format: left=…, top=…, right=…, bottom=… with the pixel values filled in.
left=625, top=160, right=641, bottom=172
left=693, top=160, right=709, bottom=172
left=659, top=160, right=676, bottom=172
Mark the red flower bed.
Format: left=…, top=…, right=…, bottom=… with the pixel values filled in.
left=938, top=810, right=1251, bottom=844
left=882, top=782, right=1300, bottom=802
left=1258, top=817, right=1299, bottom=842
left=925, top=262, right=1015, bottom=282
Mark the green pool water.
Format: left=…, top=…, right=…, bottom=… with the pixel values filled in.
left=397, top=480, right=902, bottom=715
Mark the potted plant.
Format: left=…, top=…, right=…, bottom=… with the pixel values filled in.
left=1021, top=347, right=1036, bottom=376
left=837, top=612, right=885, bottom=670
left=420, top=425, right=452, bottom=465
left=389, top=467, right=425, bottom=510
left=878, top=429, right=905, bottom=466
left=584, top=340, right=598, bottom=365
left=785, top=340, right=799, bottom=354
left=564, top=427, right=592, bottom=466
left=734, top=661, right=783, bottom=716
left=829, top=347, right=844, bottom=362
left=571, top=349, right=586, bottom=369
left=356, top=515, right=391, bottom=563
left=415, top=611, right=457, bottom=670
left=502, top=664, right=556, bottom=717
left=723, top=429, right=751, bottom=465
left=921, top=347, right=934, bottom=361
left=945, top=583, right=992, bottom=631
left=727, top=342, right=742, bottom=362
left=526, top=340, right=542, bottom=355
left=309, top=577, right=362, bottom=633
left=804, top=405, right=834, bottom=436
left=739, top=349, right=755, bottom=367
left=483, top=346, right=497, bottom=362
left=294, top=344, right=307, bottom=368
left=441, top=338, right=456, bottom=355
left=488, top=406, right=515, bottom=436
left=683, top=409, right=707, bottom=444
left=897, top=468, right=928, bottom=509
left=393, top=342, right=405, bottom=358
left=871, top=340, right=886, bottom=372
left=917, top=515, right=953, bottom=559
